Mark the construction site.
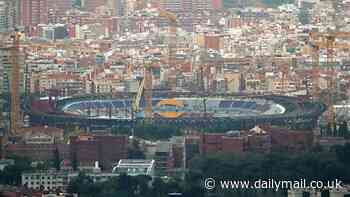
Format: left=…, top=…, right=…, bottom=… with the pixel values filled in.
left=2, top=0, right=350, bottom=196
left=0, top=0, right=349, bottom=138
left=27, top=92, right=324, bottom=131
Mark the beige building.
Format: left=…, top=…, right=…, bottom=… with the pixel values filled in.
left=33, top=72, right=56, bottom=93
left=272, top=78, right=297, bottom=92
left=0, top=46, right=27, bottom=94
left=22, top=171, right=77, bottom=191
left=224, top=71, right=242, bottom=93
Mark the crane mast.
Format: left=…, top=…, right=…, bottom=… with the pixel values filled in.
left=132, top=62, right=153, bottom=119
left=159, top=9, right=177, bottom=69
left=132, top=1, right=176, bottom=117
left=10, top=31, right=21, bottom=136
left=144, top=64, right=153, bottom=119
left=308, top=31, right=350, bottom=124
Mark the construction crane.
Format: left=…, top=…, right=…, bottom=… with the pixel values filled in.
left=132, top=61, right=154, bottom=119
left=144, top=63, right=153, bottom=119
left=158, top=9, right=178, bottom=69
left=308, top=31, right=350, bottom=124
left=309, top=31, right=350, bottom=95
left=133, top=78, right=145, bottom=113
left=10, top=31, right=22, bottom=135
left=309, top=31, right=350, bottom=66
left=198, top=49, right=209, bottom=92
left=280, top=62, right=290, bottom=94
left=135, top=1, right=178, bottom=84
left=127, top=63, right=134, bottom=79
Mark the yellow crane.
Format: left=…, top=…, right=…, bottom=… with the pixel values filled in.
left=127, top=63, right=134, bottom=79
left=132, top=1, right=177, bottom=117
left=308, top=32, right=350, bottom=96
left=309, top=31, right=350, bottom=67
left=133, top=77, right=145, bottom=113
left=158, top=9, right=178, bottom=69
left=280, top=62, right=290, bottom=94
left=132, top=62, right=154, bottom=119
left=308, top=31, right=350, bottom=124
left=144, top=63, right=153, bottom=119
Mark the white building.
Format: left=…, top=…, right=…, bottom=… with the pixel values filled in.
left=112, top=159, right=155, bottom=177
left=0, top=46, right=27, bottom=94
left=42, top=26, right=55, bottom=40
left=22, top=170, right=120, bottom=191
left=22, top=171, right=78, bottom=191
left=24, top=133, right=55, bottom=144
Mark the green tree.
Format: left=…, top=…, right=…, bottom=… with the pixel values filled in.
left=36, top=161, right=50, bottom=170
left=53, top=147, right=61, bottom=171
left=117, top=173, right=136, bottom=196
left=188, top=146, right=350, bottom=196
left=71, top=151, right=78, bottom=171
left=134, top=175, right=153, bottom=196
left=67, top=173, right=94, bottom=195
left=0, top=156, right=33, bottom=185
left=326, top=123, right=332, bottom=136
left=333, top=122, right=338, bottom=137
left=151, top=177, right=168, bottom=197
left=334, top=143, right=350, bottom=166
left=63, top=144, right=350, bottom=197
left=338, top=121, right=349, bottom=137
left=128, top=139, right=146, bottom=159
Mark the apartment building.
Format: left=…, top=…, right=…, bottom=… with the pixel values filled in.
left=0, top=47, right=27, bottom=94
left=20, top=0, right=49, bottom=33
left=0, top=0, right=19, bottom=33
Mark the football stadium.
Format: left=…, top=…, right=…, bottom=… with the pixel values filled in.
left=29, top=93, right=326, bottom=130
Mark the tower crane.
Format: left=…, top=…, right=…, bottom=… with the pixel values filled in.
left=144, top=63, right=153, bottom=119
left=131, top=1, right=177, bottom=115
left=309, top=31, right=350, bottom=95
left=280, top=62, right=290, bottom=94
left=132, top=61, right=154, bottom=119
left=135, top=0, right=178, bottom=87
left=158, top=9, right=178, bottom=69
left=309, top=32, right=350, bottom=67
left=308, top=31, right=350, bottom=124
left=10, top=31, right=22, bottom=136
